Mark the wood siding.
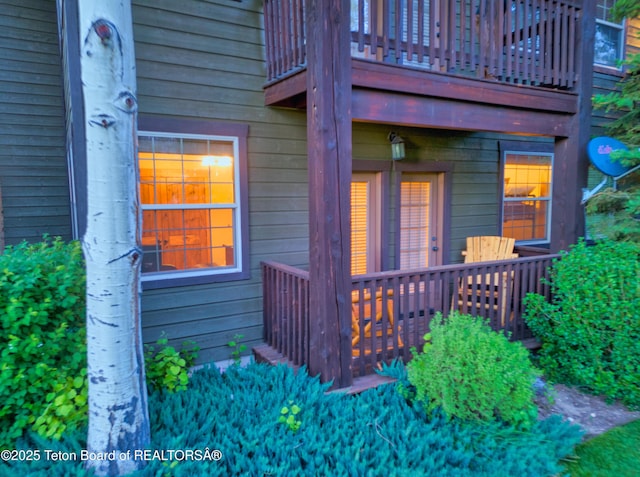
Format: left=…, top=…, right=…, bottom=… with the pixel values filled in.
left=2, top=0, right=616, bottom=368
left=0, top=0, right=71, bottom=245
left=351, top=124, right=553, bottom=264
left=132, top=0, right=551, bottom=364
left=132, top=0, right=309, bottom=363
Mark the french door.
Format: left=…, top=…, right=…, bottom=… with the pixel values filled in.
left=351, top=171, right=443, bottom=275
left=399, top=173, right=443, bottom=269
left=351, top=172, right=381, bottom=275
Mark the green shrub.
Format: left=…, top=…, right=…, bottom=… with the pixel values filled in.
left=0, top=238, right=87, bottom=449
left=0, top=237, right=200, bottom=450
left=145, top=337, right=199, bottom=393
left=4, top=363, right=583, bottom=477
left=227, top=333, right=247, bottom=366
left=407, top=312, right=540, bottom=428
left=524, top=239, right=640, bottom=408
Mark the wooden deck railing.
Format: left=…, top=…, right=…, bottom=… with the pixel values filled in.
left=264, top=0, right=582, bottom=89
left=262, top=261, right=310, bottom=367
left=262, top=253, right=559, bottom=377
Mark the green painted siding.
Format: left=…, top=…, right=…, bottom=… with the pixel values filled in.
left=0, top=0, right=566, bottom=366
left=0, top=0, right=71, bottom=244
left=133, top=0, right=309, bottom=363
left=351, top=123, right=552, bottom=264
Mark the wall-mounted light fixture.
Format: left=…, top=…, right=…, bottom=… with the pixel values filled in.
left=388, top=132, right=405, bottom=161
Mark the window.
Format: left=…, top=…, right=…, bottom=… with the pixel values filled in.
left=595, top=0, right=624, bottom=68
left=137, top=119, right=249, bottom=288
left=502, top=152, right=553, bottom=244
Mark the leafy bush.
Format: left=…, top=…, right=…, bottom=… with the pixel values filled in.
left=0, top=238, right=87, bottom=449
left=524, top=239, right=640, bottom=408
left=407, top=312, right=541, bottom=428
left=0, top=237, right=199, bottom=450
left=145, top=337, right=199, bottom=393
left=3, top=363, right=582, bottom=476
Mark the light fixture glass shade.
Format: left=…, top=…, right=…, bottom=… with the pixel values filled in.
left=390, top=137, right=405, bottom=160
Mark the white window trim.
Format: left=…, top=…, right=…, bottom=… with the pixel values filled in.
left=594, top=17, right=626, bottom=69
left=138, top=130, right=243, bottom=283
left=502, top=150, right=554, bottom=246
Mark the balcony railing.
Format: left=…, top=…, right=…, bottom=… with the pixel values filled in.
left=262, top=252, right=558, bottom=377
left=264, top=0, right=582, bottom=89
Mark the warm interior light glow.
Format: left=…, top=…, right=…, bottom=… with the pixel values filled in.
left=503, top=154, right=552, bottom=242
left=202, top=155, right=233, bottom=167
left=138, top=137, right=237, bottom=273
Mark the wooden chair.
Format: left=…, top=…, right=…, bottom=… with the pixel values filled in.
left=461, top=236, right=518, bottom=262
left=351, top=289, right=402, bottom=356
left=456, top=236, right=518, bottom=326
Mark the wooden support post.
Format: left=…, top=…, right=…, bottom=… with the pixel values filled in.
left=305, top=0, right=353, bottom=388
left=551, top=1, right=595, bottom=252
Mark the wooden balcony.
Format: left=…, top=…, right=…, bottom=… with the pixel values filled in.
left=259, top=253, right=558, bottom=378
left=264, top=0, right=585, bottom=114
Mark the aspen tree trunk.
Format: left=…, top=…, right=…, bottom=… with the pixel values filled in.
left=78, top=1, right=150, bottom=474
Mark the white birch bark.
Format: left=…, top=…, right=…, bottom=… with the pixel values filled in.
left=78, top=1, right=150, bottom=474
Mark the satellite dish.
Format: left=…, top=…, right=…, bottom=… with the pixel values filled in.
left=582, top=137, right=640, bottom=204
left=587, top=136, right=630, bottom=177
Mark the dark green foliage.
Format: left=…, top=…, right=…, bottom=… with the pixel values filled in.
left=590, top=2, right=640, bottom=242
left=4, top=363, right=582, bottom=476
left=592, top=1, right=639, bottom=163
left=144, top=337, right=199, bottom=393
left=407, top=312, right=540, bottom=428
left=586, top=187, right=640, bottom=243
left=0, top=238, right=87, bottom=449
left=611, top=0, right=640, bottom=20
left=524, top=240, right=640, bottom=408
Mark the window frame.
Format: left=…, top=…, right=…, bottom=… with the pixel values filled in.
left=500, top=143, right=554, bottom=246
left=398, top=172, right=444, bottom=269
left=594, top=1, right=626, bottom=70
left=351, top=172, right=382, bottom=275
left=138, top=117, right=250, bottom=290
left=393, top=161, right=452, bottom=268
left=352, top=160, right=391, bottom=272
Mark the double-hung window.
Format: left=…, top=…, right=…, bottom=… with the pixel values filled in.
left=502, top=152, right=553, bottom=245
left=595, top=0, right=625, bottom=68
left=138, top=119, right=249, bottom=288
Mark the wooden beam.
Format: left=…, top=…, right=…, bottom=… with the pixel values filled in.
left=352, top=89, right=573, bottom=136
left=551, top=0, right=595, bottom=252
left=264, top=69, right=307, bottom=107
left=351, top=59, right=578, bottom=114
left=305, top=0, right=352, bottom=388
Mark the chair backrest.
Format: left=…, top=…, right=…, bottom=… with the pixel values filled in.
left=462, top=236, right=517, bottom=263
